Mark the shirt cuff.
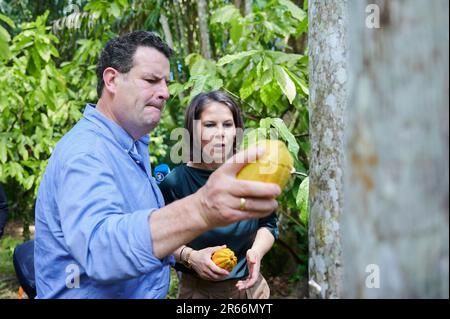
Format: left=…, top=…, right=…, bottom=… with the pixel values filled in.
left=130, top=208, right=175, bottom=273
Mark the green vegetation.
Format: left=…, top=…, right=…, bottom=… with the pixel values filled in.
left=0, top=0, right=309, bottom=298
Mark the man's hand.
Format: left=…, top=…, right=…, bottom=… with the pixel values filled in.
left=149, top=146, right=280, bottom=260
left=196, top=145, right=281, bottom=228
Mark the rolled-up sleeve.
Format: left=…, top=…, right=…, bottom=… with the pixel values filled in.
left=56, top=151, right=168, bottom=283
left=258, top=212, right=279, bottom=240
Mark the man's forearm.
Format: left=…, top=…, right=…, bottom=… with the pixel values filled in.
left=149, top=192, right=208, bottom=259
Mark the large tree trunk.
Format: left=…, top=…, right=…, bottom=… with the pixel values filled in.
left=196, top=0, right=212, bottom=59
left=342, top=0, right=449, bottom=298
left=308, top=0, right=348, bottom=299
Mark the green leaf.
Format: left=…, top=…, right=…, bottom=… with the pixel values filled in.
left=168, top=82, right=184, bottom=98
left=285, top=69, right=309, bottom=96
left=12, top=34, right=33, bottom=52
left=262, top=56, right=273, bottom=72
left=0, top=37, right=11, bottom=60
left=260, top=83, right=281, bottom=108
left=23, top=175, right=35, bottom=191
left=41, top=113, right=50, bottom=129
left=217, top=50, right=258, bottom=66
left=298, top=15, right=308, bottom=34
left=267, top=51, right=303, bottom=65
left=274, top=65, right=296, bottom=104
left=279, top=0, right=306, bottom=21
left=268, top=118, right=300, bottom=157
left=206, top=78, right=223, bottom=91
left=18, top=143, right=29, bottom=161
left=239, top=80, right=256, bottom=100
left=0, top=24, right=11, bottom=60
left=189, top=76, right=208, bottom=102
left=49, top=44, right=60, bottom=58
left=229, top=56, right=250, bottom=76
left=260, top=69, right=273, bottom=86
left=185, top=53, right=202, bottom=68
left=118, top=0, right=128, bottom=7
left=259, top=118, right=272, bottom=129
left=296, top=177, right=309, bottom=226
left=0, top=25, right=11, bottom=42
left=9, top=162, right=24, bottom=181
left=35, top=41, right=51, bottom=62
left=211, top=5, right=240, bottom=24
left=110, top=2, right=121, bottom=18
left=0, top=14, right=16, bottom=28
left=0, top=137, right=7, bottom=163
left=189, top=55, right=216, bottom=76
left=230, top=18, right=244, bottom=44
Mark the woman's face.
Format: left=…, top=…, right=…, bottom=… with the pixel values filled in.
left=196, top=102, right=236, bottom=165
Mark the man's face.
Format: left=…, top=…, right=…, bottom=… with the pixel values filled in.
left=112, top=46, right=170, bottom=139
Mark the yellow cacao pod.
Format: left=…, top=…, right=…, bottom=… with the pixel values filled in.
left=211, top=248, right=238, bottom=272
left=237, top=139, right=294, bottom=190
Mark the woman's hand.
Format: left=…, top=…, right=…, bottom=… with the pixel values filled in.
left=236, top=248, right=261, bottom=290
left=190, top=245, right=230, bottom=281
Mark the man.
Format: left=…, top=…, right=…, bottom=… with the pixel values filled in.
left=34, top=31, right=280, bottom=298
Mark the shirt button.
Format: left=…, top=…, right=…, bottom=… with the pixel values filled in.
left=136, top=160, right=140, bottom=164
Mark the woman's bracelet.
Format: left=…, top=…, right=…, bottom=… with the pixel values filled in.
left=184, top=249, right=193, bottom=269
left=179, top=246, right=188, bottom=262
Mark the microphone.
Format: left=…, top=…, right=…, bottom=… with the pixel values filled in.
left=154, top=164, right=171, bottom=184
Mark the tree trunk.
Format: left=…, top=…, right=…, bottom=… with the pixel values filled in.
left=244, top=0, right=252, bottom=16
left=234, top=0, right=243, bottom=15
left=196, top=0, right=212, bottom=59
left=186, top=0, right=198, bottom=55
left=174, top=0, right=190, bottom=57
left=159, top=14, right=174, bottom=50
left=308, top=0, right=348, bottom=299
left=342, top=0, right=449, bottom=298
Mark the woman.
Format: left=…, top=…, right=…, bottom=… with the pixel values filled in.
left=159, top=90, right=278, bottom=299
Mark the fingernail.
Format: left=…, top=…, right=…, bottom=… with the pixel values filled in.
left=273, top=185, right=281, bottom=196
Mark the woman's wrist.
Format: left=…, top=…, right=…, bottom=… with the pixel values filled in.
left=180, top=246, right=195, bottom=269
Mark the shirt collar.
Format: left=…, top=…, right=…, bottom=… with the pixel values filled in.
left=83, top=103, right=150, bottom=152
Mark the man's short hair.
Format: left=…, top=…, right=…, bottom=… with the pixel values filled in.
left=96, top=31, right=173, bottom=98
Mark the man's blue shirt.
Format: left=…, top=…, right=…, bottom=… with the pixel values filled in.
left=34, top=104, right=174, bottom=298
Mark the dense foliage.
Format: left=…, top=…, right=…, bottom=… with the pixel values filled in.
left=0, top=0, right=309, bottom=283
